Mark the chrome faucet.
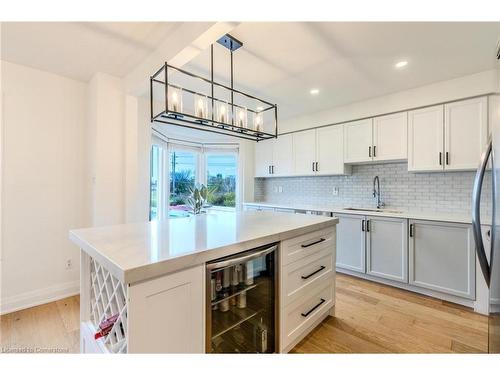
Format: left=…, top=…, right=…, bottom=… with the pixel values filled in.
left=373, top=176, right=384, bottom=209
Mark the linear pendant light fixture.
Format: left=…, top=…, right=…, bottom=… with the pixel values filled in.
left=150, top=34, right=278, bottom=142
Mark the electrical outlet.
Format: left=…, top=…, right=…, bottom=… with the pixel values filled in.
left=278, top=186, right=283, bottom=193
left=332, top=187, right=339, bottom=196
left=65, top=259, right=72, bottom=270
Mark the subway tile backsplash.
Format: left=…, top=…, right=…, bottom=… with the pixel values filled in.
left=254, top=162, right=492, bottom=216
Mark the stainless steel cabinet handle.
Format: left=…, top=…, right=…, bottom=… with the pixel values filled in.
left=315, top=162, right=319, bottom=172
left=268, top=165, right=271, bottom=174
left=369, top=146, right=372, bottom=158
left=301, top=298, right=326, bottom=317
left=366, top=220, right=370, bottom=232
left=207, top=244, right=277, bottom=270
left=301, top=266, right=326, bottom=280
left=301, top=238, right=326, bottom=248
left=373, top=145, right=377, bottom=157
left=472, top=137, right=492, bottom=286
left=272, top=165, right=275, bottom=174
left=439, top=152, right=442, bottom=165
left=446, top=152, right=449, bottom=165
left=361, top=219, right=365, bottom=232
left=312, top=162, right=315, bottom=172
left=409, top=224, right=414, bottom=237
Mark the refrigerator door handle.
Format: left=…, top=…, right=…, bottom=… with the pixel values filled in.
left=472, top=137, right=492, bottom=287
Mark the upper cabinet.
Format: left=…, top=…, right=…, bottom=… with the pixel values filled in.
left=316, top=125, right=349, bottom=175
left=254, top=135, right=293, bottom=177
left=408, top=97, right=488, bottom=172
left=408, top=105, right=444, bottom=172
left=373, top=112, right=408, bottom=161
left=344, top=119, right=373, bottom=163
left=292, top=125, right=350, bottom=176
left=292, top=129, right=316, bottom=175
left=272, top=134, right=294, bottom=176
left=444, top=97, right=488, bottom=171
left=344, top=114, right=407, bottom=164
left=254, top=139, right=275, bottom=177
left=255, top=95, right=489, bottom=177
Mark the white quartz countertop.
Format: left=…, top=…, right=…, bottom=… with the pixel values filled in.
left=243, top=201, right=489, bottom=225
left=69, top=211, right=338, bottom=284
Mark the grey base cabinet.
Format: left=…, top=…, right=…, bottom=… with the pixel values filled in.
left=409, top=220, right=475, bottom=300
left=366, top=216, right=408, bottom=283
left=336, top=214, right=407, bottom=282
left=336, top=214, right=366, bottom=273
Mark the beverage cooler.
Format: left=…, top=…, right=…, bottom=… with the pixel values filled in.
left=206, top=244, right=278, bottom=353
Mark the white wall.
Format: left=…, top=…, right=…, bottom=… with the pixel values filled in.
left=281, top=68, right=500, bottom=133
left=87, top=73, right=125, bottom=226
left=0, top=61, right=89, bottom=313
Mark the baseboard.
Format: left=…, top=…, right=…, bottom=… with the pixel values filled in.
left=0, top=280, right=80, bottom=315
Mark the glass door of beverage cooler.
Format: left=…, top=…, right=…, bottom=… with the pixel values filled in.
left=206, top=244, right=278, bottom=353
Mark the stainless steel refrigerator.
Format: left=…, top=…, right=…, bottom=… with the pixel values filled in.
left=473, top=95, right=500, bottom=353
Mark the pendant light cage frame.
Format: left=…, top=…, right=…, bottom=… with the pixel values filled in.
left=150, top=37, right=278, bottom=142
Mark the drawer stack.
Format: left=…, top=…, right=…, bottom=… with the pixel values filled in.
left=279, top=227, right=336, bottom=352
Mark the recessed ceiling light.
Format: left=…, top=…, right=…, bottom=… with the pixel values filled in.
left=310, top=88, right=319, bottom=95
left=395, top=60, right=408, bottom=69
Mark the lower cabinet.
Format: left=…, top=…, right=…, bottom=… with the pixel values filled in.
left=336, top=214, right=476, bottom=303
left=336, top=214, right=366, bottom=273
left=366, top=216, right=408, bottom=283
left=409, top=220, right=476, bottom=300
left=336, top=214, right=407, bottom=282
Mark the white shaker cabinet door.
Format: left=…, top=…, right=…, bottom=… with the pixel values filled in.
left=444, top=96, right=488, bottom=171
left=343, top=119, right=373, bottom=163
left=128, top=265, right=205, bottom=353
left=408, top=105, right=444, bottom=172
left=373, top=112, right=408, bottom=161
left=336, top=214, right=366, bottom=273
left=366, top=216, right=408, bottom=283
left=408, top=220, right=475, bottom=300
left=316, top=125, right=351, bottom=175
left=272, top=133, right=293, bottom=176
left=254, top=139, right=274, bottom=177
left=293, top=129, right=316, bottom=176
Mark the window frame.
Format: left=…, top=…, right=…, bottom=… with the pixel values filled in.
left=149, top=135, right=240, bottom=220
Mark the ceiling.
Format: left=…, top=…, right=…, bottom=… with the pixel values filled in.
left=1, top=22, right=181, bottom=81
left=184, top=22, right=500, bottom=120
left=2, top=22, right=500, bottom=121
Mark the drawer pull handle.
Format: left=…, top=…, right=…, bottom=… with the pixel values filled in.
left=301, top=266, right=326, bottom=280
left=301, top=298, right=326, bottom=317
left=301, top=238, right=326, bottom=248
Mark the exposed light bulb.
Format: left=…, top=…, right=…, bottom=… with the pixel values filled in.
left=310, top=88, right=319, bottom=95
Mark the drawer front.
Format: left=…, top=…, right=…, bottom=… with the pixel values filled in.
left=282, top=247, right=334, bottom=306
left=281, top=277, right=334, bottom=349
left=281, top=227, right=335, bottom=266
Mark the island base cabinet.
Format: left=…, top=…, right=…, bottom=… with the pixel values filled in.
left=127, top=265, right=205, bottom=353
left=409, top=220, right=475, bottom=300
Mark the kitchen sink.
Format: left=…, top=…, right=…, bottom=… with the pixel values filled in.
left=343, top=207, right=404, bottom=214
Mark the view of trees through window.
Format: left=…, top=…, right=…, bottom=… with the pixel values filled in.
left=149, top=145, right=238, bottom=220
left=169, top=151, right=197, bottom=210
left=206, top=154, right=237, bottom=208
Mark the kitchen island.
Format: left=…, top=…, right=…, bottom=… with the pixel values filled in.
left=69, top=210, right=338, bottom=353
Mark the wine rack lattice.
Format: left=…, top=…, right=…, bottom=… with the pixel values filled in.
left=90, top=257, right=128, bottom=353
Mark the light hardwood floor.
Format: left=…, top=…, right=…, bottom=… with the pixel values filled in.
left=0, top=274, right=488, bottom=353
left=1, top=295, right=80, bottom=353
left=292, top=274, right=488, bottom=353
